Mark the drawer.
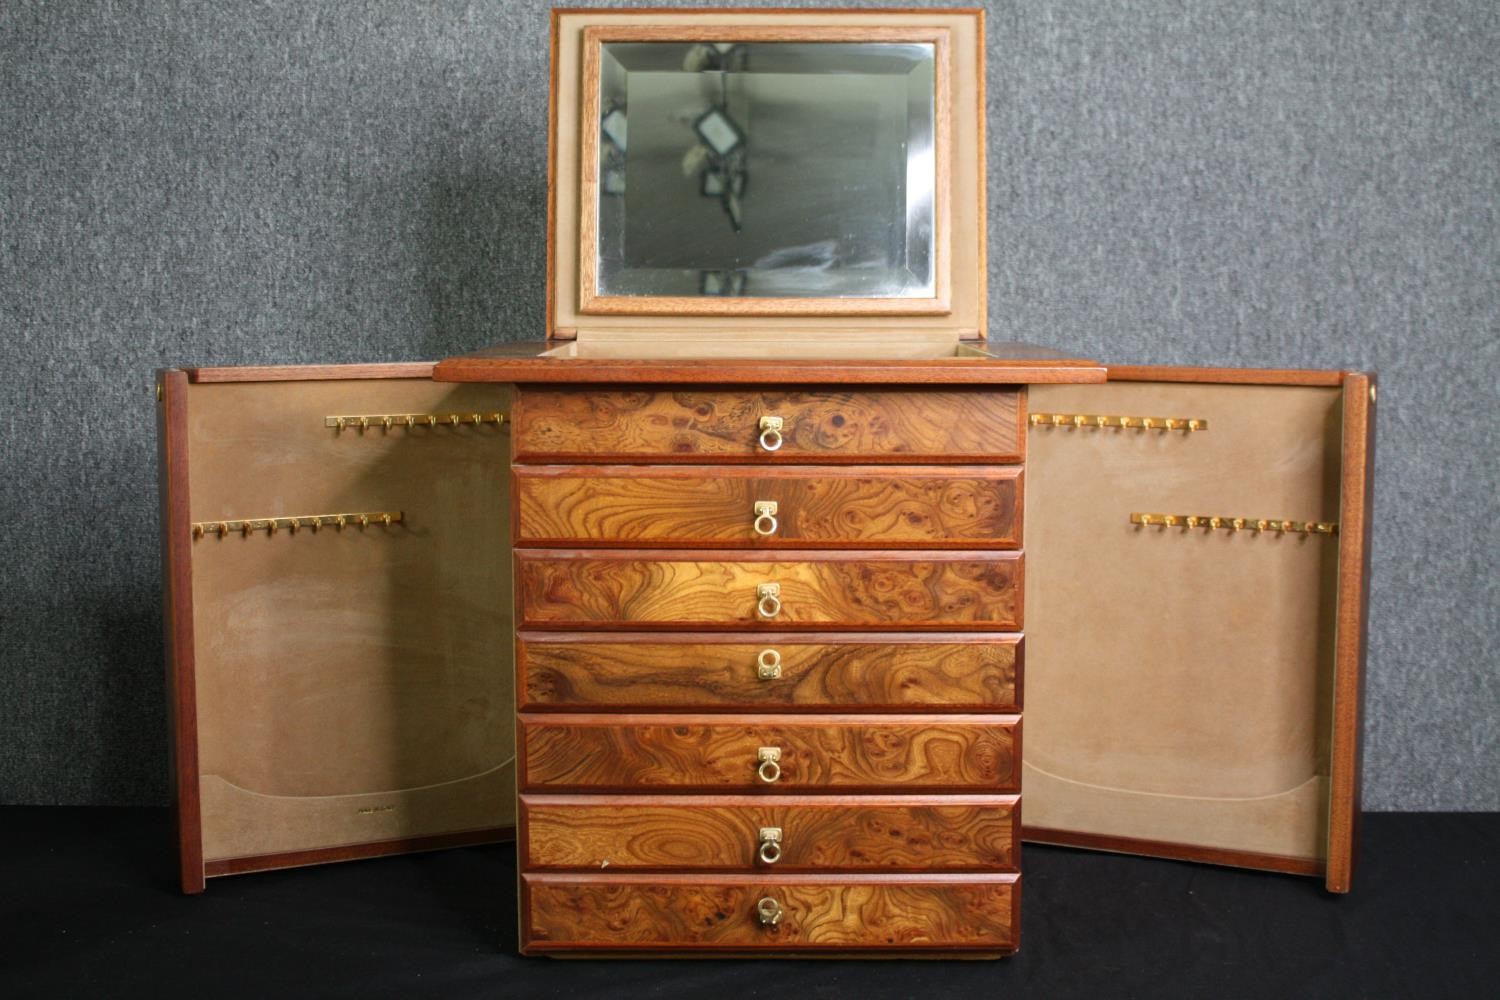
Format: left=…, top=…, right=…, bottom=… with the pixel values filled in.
left=521, top=794, right=1020, bottom=872
left=518, top=633, right=1021, bottom=712
left=519, top=713, right=1020, bottom=792
left=511, top=388, right=1024, bottom=463
left=516, top=550, right=1023, bottom=630
left=514, top=465, right=1022, bottom=548
left=521, top=873, right=1018, bottom=954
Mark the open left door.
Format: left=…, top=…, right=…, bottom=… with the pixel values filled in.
left=157, top=364, right=515, bottom=892
left=1024, top=367, right=1374, bottom=892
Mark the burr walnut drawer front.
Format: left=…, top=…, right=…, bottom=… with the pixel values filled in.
left=518, top=714, right=1020, bottom=793
left=511, top=388, right=1024, bottom=463
left=517, top=633, right=1021, bottom=712
left=515, top=550, right=1023, bottom=630
left=521, top=794, right=1020, bottom=872
left=514, top=465, right=1023, bottom=548
left=521, top=873, right=1019, bottom=955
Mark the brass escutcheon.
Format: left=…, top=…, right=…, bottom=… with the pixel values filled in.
left=756, top=582, right=782, bottom=619
left=752, top=500, right=779, bottom=537
left=756, top=648, right=782, bottom=681
left=756, top=896, right=783, bottom=927
left=758, top=415, right=784, bottom=452
left=757, top=746, right=782, bottom=784
left=758, top=827, right=783, bottom=865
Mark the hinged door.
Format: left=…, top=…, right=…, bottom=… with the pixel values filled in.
left=158, top=364, right=514, bottom=892
left=1023, top=368, right=1373, bottom=892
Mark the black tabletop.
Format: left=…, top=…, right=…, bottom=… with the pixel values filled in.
left=5, top=808, right=1496, bottom=999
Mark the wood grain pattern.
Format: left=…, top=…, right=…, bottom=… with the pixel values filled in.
left=516, top=550, right=1023, bottom=630
left=522, top=873, right=1017, bottom=953
left=521, top=794, right=1019, bottom=872
left=1328, top=372, right=1375, bottom=893
left=518, top=632, right=1020, bottom=711
left=514, top=465, right=1022, bottom=548
left=519, top=713, right=1019, bottom=792
left=511, top=388, right=1023, bottom=463
left=157, top=370, right=205, bottom=894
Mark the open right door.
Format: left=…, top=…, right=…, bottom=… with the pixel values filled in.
left=1024, top=367, right=1374, bottom=892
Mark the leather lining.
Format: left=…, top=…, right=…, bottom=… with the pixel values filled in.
left=1025, top=381, right=1342, bottom=861
left=185, top=378, right=516, bottom=862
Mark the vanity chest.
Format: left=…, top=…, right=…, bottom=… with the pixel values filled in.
left=157, top=7, right=1374, bottom=960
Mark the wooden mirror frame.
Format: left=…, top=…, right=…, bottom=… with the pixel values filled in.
left=548, top=8, right=987, bottom=341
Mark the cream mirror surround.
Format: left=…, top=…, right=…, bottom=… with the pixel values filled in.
left=548, top=8, right=987, bottom=341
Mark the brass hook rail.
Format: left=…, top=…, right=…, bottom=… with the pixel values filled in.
left=192, top=511, right=404, bottom=540
left=1131, top=513, right=1337, bottom=535
left=1031, top=413, right=1208, bottom=432
left=326, top=412, right=506, bottom=433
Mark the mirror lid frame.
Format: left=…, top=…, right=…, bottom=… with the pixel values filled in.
left=548, top=7, right=988, bottom=341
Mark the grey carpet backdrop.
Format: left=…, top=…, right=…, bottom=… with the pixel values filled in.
left=2, top=1, right=1496, bottom=809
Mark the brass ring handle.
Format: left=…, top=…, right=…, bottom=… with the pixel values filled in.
left=756, top=582, right=781, bottom=620
left=756, top=896, right=783, bottom=927
left=756, top=648, right=782, bottom=681
left=752, top=501, right=779, bottom=537
left=762, top=827, right=786, bottom=869
left=757, top=826, right=783, bottom=865
left=756, top=746, right=782, bottom=784
left=758, top=416, right=784, bottom=452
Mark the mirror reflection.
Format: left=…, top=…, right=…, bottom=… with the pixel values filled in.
left=594, top=41, right=936, bottom=299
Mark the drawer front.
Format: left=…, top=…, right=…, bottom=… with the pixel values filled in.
left=514, top=466, right=1022, bottom=548
left=518, top=633, right=1021, bottom=711
left=522, top=873, right=1018, bottom=954
left=512, top=388, right=1023, bottom=463
left=519, top=714, right=1019, bottom=792
left=516, top=551, right=1023, bottom=630
left=522, top=794, right=1020, bottom=872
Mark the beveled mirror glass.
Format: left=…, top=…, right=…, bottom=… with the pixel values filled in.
left=589, top=40, right=937, bottom=302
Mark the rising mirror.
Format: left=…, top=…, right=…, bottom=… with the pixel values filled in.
left=585, top=38, right=941, bottom=307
